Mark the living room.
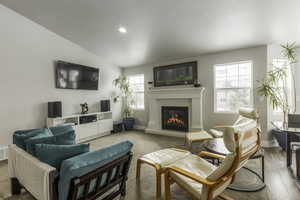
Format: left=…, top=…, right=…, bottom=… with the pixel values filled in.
left=0, top=1, right=300, bottom=200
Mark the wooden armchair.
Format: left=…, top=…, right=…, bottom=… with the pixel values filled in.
left=209, top=107, right=259, bottom=138
left=164, top=108, right=261, bottom=200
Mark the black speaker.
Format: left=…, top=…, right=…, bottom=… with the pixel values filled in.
left=48, top=101, right=62, bottom=118
left=100, top=100, right=110, bottom=112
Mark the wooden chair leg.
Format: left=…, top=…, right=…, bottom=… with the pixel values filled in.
left=11, top=178, right=22, bottom=195
left=164, top=172, right=171, bottom=200
left=190, top=142, right=193, bottom=152
left=120, top=182, right=126, bottom=196
left=219, top=193, right=234, bottom=200
left=156, top=171, right=162, bottom=199
left=136, top=159, right=142, bottom=179
left=296, top=149, right=300, bottom=179
left=261, top=154, right=265, bottom=182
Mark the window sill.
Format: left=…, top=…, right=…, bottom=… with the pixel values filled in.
left=132, top=108, right=145, bottom=111
left=213, top=111, right=238, bottom=115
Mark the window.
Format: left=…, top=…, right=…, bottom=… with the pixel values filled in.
left=214, top=61, right=252, bottom=113
left=128, top=74, right=145, bottom=109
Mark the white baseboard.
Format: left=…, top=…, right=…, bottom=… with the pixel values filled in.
left=145, top=128, right=186, bottom=138
left=262, top=138, right=278, bottom=148
left=134, top=125, right=146, bottom=131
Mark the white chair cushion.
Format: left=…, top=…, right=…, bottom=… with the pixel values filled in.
left=238, top=108, right=258, bottom=120
left=140, top=148, right=191, bottom=168
left=223, top=119, right=257, bottom=152
left=209, top=129, right=224, bottom=138
left=223, top=127, right=236, bottom=152
left=186, top=131, right=213, bottom=142
left=171, top=173, right=203, bottom=199
left=169, top=154, right=217, bottom=198
left=207, top=152, right=236, bottom=181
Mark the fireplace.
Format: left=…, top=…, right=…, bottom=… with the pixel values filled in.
left=161, top=106, right=189, bottom=132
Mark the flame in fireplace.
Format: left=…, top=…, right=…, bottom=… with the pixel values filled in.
left=167, top=114, right=185, bottom=126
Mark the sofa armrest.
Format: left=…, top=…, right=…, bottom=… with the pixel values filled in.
left=8, top=144, right=57, bottom=200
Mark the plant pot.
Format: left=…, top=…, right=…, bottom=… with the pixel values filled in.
left=123, top=118, right=135, bottom=130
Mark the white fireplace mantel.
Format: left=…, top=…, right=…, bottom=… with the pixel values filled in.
left=145, top=87, right=205, bottom=137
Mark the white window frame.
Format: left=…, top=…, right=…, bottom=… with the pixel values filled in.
left=213, top=60, right=253, bottom=114
left=128, top=74, right=145, bottom=110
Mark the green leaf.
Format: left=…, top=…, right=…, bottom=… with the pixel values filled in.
left=281, top=42, right=299, bottom=63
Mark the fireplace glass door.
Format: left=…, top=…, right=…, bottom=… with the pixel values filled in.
left=161, top=106, right=188, bottom=132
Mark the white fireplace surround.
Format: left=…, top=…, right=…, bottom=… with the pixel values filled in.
left=145, top=87, right=205, bottom=137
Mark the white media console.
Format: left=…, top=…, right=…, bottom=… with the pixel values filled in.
left=47, top=112, right=113, bottom=143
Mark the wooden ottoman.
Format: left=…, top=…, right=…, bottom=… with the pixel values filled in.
left=185, top=130, right=213, bottom=151
left=136, top=148, right=191, bottom=198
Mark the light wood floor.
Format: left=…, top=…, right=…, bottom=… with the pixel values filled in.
left=263, top=148, right=300, bottom=200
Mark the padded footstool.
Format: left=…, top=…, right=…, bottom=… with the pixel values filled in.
left=136, top=148, right=191, bottom=198
left=185, top=130, right=213, bottom=151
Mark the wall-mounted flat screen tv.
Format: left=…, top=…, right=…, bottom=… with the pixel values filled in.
left=153, top=61, right=197, bottom=87
left=55, top=61, right=99, bottom=90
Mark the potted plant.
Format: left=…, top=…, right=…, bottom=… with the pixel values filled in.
left=281, top=42, right=299, bottom=113
left=257, top=66, right=290, bottom=126
left=257, top=42, right=299, bottom=127
left=113, top=76, right=136, bottom=130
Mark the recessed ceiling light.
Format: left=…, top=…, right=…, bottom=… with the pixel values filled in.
left=118, top=27, right=127, bottom=34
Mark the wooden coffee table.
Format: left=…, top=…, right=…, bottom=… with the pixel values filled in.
left=204, top=138, right=266, bottom=192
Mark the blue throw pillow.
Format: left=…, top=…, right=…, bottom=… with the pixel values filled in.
left=55, top=130, right=76, bottom=145
left=35, top=144, right=90, bottom=169
left=13, top=128, right=52, bottom=150
left=24, top=130, right=76, bottom=155
left=25, top=135, right=56, bottom=155
left=49, top=125, right=74, bottom=136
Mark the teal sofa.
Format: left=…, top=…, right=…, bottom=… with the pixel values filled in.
left=9, top=125, right=133, bottom=200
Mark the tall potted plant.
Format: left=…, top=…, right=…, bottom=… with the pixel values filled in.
left=113, top=76, right=136, bottom=130
left=257, top=42, right=299, bottom=128
left=281, top=42, right=299, bottom=113
left=257, top=66, right=290, bottom=126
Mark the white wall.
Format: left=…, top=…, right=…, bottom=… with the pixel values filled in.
left=124, top=46, right=269, bottom=140
left=0, top=5, right=122, bottom=145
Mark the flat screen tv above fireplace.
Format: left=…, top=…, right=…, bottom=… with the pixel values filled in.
left=153, top=61, right=197, bottom=87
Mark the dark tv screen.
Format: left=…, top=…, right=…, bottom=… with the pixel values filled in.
left=55, top=61, right=99, bottom=90
left=154, top=61, right=197, bottom=87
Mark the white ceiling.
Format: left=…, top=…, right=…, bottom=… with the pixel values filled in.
left=1, top=0, right=300, bottom=67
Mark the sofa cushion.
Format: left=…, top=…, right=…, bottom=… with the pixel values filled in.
left=13, top=128, right=52, bottom=150
left=49, top=125, right=74, bottom=136
left=25, top=135, right=56, bottom=155
left=55, top=130, right=76, bottom=145
left=58, top=141, right=133, bottom=200
left=35, top=144, right=90, bottom=169
left=25, top=130, right=76, bottom=155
